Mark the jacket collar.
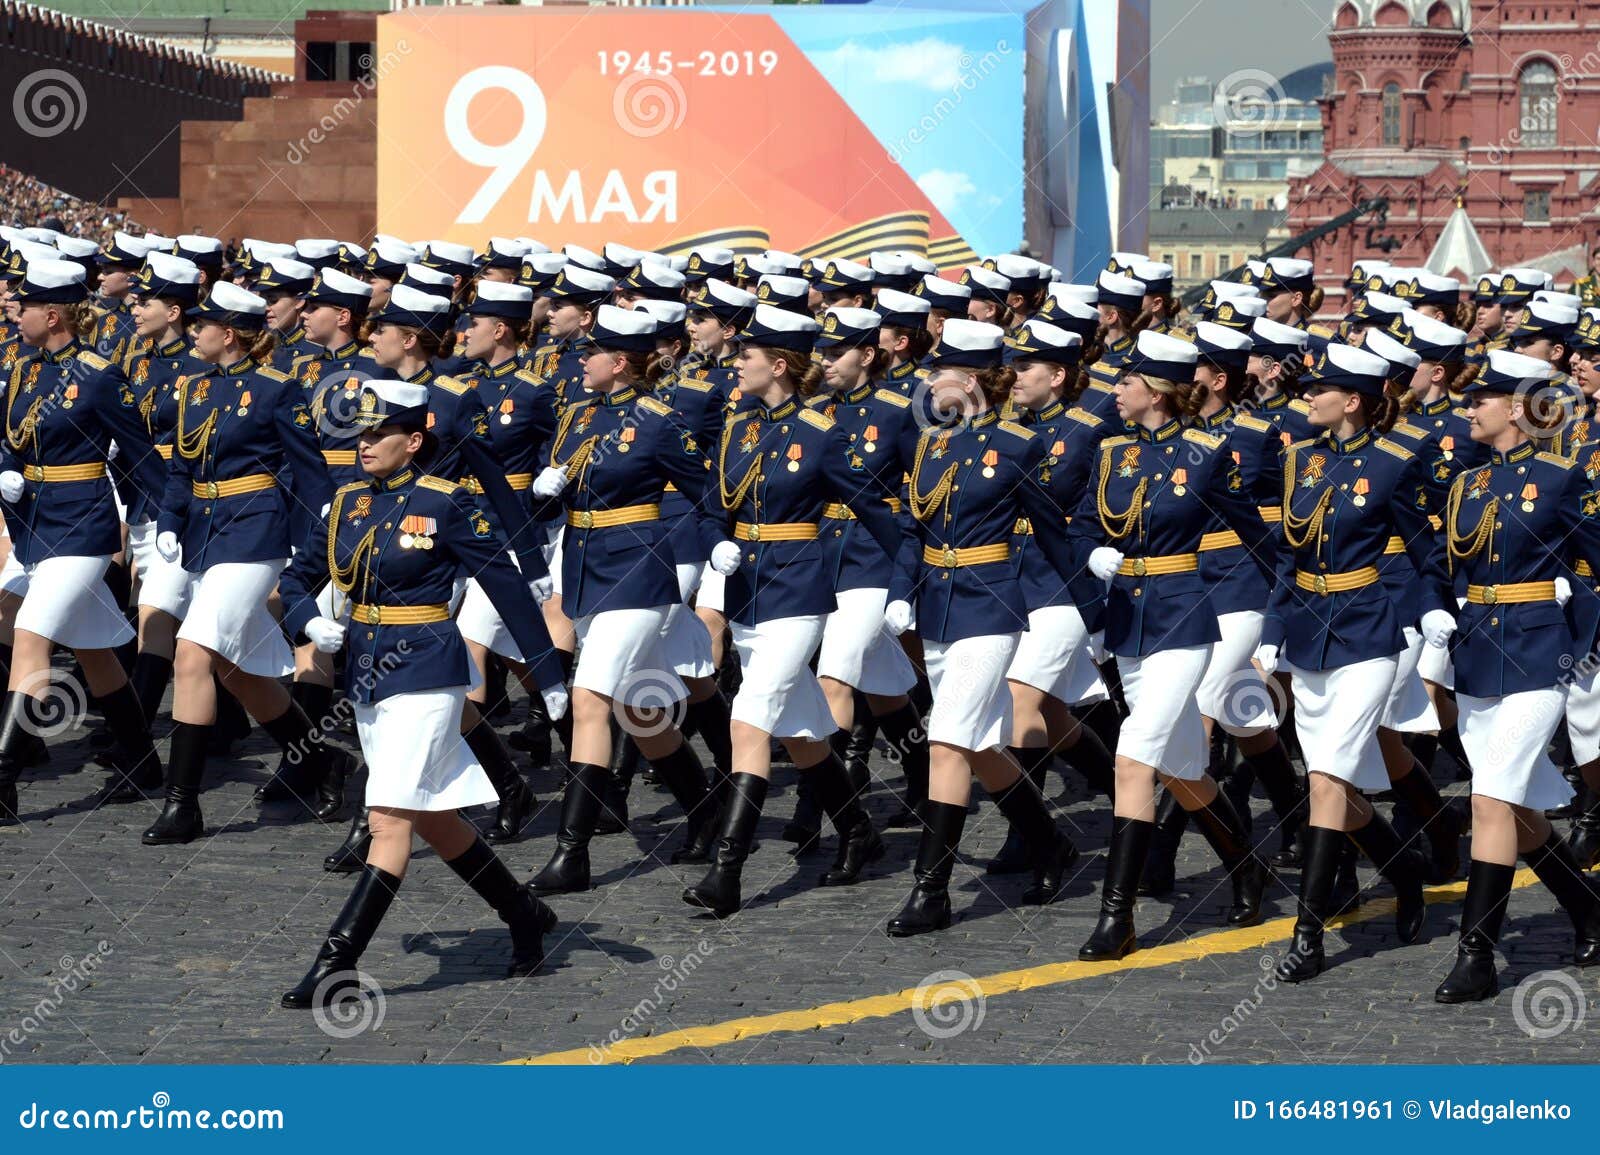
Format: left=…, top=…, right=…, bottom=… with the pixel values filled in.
left=1491, top=440, right=1537, bottom=466
left=43, top=340, right=81, bottom=365
left=222, top=355, right=255, bottom=377
left=1135, top=417, right=1184, bottom=444
left=1202, top=404, right=1237, bottom=431
left=1322, top=428, right=1372, bottom=454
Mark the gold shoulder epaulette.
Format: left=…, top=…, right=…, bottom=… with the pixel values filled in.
left=1536, top=451, right=1577, bottom=470
left=1183, top=427, right=1225, bottom=450
left=1308, top=323, right=1335, bottom=338
left=290, top=352, right=318, bottom=370
left=803, top=395, right=828, bottom=410
left=335, top=480, right=367, bottom=496
left=357, top=347, right=377, bottom=360
left=74, top=350, right=109, bottom=371
left=998, top=420, right=1034, bottom=440
left=416, top=476, right=460, bottom=494
left=1064, top=406, right=1103, bottom=427
left=1390, top=421, right=1426, bottom=439
left=873, top=388, right=911, bottom=408
left=1286, top=437, right=1318, bottom=454
left=1376, top=437, right=1414, bottom=461
left=1232, top=413, right=1271, bottom=433
left=1288, top=398, right=1312, bottom=414
left=676, top=375, right=714, bottom=393
left=799, top=408, right=833, bottom=430
left=255, top=365, right=291, bottom=382
left=1452, top=406, right=1471, bottom=419
left=635, top=394, right=672, bottom=417
left=432, top=375, right=470, bottom=395
left=1101, top=433, right=1136, bottom=450
left=514, top=369, right=540, bottom=386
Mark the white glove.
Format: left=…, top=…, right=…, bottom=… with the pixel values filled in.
left=1087, top=630, right=1108, bottom=664
left=884, top=599, right=915, bottom=636
left=304, top=615, right=347, bottom=654
left=542, top=683, right=570, bottom=722
left=156, top=530, right=182, bottom=564
left=1253, top=644, right=1280, bottom=676
left=532, top=466, right=568, bottom=498
left=1420, top=608, right=1457, bottom=649
left=710, top=540, right=742, bottom=576
left=1556, top=575, right=1573, bottom=607
left=1088, top=546, right=1125, bottom=582
left=0, top=471, right=23, bottom=503
left=319, top=502, right=331, bottom=520
left=529, top=575, right=554, bottom=605
left=106, top=440, right=120, bottom=462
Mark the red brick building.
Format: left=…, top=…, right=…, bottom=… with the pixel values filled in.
left=1286, top=0, right=1599, bottom=310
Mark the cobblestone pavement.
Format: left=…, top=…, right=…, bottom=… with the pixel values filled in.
left=0, top=693, right=1593, bottom=1065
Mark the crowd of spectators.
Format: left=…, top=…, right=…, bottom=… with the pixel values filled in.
left=0, top=164, right=138, bottom=243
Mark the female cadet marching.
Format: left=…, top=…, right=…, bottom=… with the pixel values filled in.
left=879, top=319, right=1085, bottom=936
left=1433, top=350, right=1600, bottom=1001
left=1076, top=270, right=1146, bottom=420
left=525, top=305, right=726, bottom=893
left=1242, top=257, right=1321, bottom=330
left=143, top=281, right=347, bottom=845
left=0, top=260, right=168, bottom=824
left=809, top=307, right=930, bottom=833
left=1258, top=341, right=1452, bottom=983
left=681, top=304, right=905, bottom=917
left=1065, top=330, right=1282, bottom=960
left=1141, top=323, right=1309, bottom=894
left=1563, top=313, right=1600, bottom=866
left=988, top=318, right=1118, bottom=875
left=278, top=380, right=567, bottom=1009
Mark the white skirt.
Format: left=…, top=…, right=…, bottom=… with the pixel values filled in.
left=14, top=555, right=133, bottom=649
left=456, top=578, right=524, bottom=663
left=1286, top=655, right=1397, bottom=790
left=696, top=563, right=726, bottom=614
left=923, top=633, right=1020, bottom=752
left=1567, top=667, right=1600, bottom=766
left=817, top=586, right=917, bottom=696
left=547, top=529, right=565, bottom=598
left=661, top=601, right=715, bottom=679
left=0, top=548, right=26, bottom=597
left=1194, top=609, right=1277, bottom=736
left=729, top=614, right=834, bottom=739
left=176, top=560, right=293, bottom=678
left=675, top=560, right=701, bottom=603
left=573, top=606, right=686, bottom=707
left=1459, top=689, right=1572, bottom=811
left=1380, top=627, right=1439, bottom=733
left=1116, top=645, right=1212, bottom=779
left=357, top=685, right=498, bottom=811
left=129, top=522, right=193, bottom=618
left=1416, top=627, right=1455, bottom=690
left=1005, top=603, right=1108, bottom=706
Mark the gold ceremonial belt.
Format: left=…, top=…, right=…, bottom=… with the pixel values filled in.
left=567, top=504, right=661, bottom=530
left=1199, top=530, right=1241, bottom=551
left=191, top=474, right=276, bottom=500
left=1295, top=567, right=1380, bottom=595
left=923, top=542, right=1011, bottom=568
left=1117, top=552, right=1198, bottom=577
left=1577, top=560, right=1595, bottom=579
left=823, top=498, right=903, bottom=520
left=736, top=521, right=818, bottom=542
left=22, top=462, right=106, bottom=482
left=322, top=450, right=357, bottom=466
left=1383, top=536, right=1406, bottom=556
left=1258, top=505, right=1282, bottom=523
left=155, top=444, right=173, bottom=460
left=1466, top=582, right=1557, bottom=606
left=506, top=473, right=533, bottom=491
left=350, top=603, right=450, bottom=626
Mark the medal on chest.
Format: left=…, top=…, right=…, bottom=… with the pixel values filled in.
left=1170, top=467, right=1187, bottom=496
left=1352, top=477, right=1369, bottom=507
left=189, top=379, right=211, bottom=407
left=1521, top=483, right=1538, bottom=514
left=499, top=398, right=514, bottom=425
left=1298, top=452, right=1326, bottom=489
left=740, top=421, right=761, bottom=454
left=930, top=430, right=951, bottom=460
left=346, top=495, right=372, bottom=523
left=1116, top=445, right=1140, bottom=478
left=863, top=424, right=878, bottom=453
left=399, top=514, right=436, bottom=550
left=981, top=448, right=998, bottom=479
left=1466, top=468, right=1492, bottom=501
left=617, top=426, right=636, bottom=453
left=61, top=383, right=77, bottom=410
left=237, top=389, right=251, bottom=417
left=786, top=444, right=803, bottom=473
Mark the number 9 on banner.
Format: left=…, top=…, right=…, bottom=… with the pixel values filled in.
left=444, top=65, right=547, bottom=224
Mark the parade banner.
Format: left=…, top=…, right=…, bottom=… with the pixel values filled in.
left=375, top=4, right=1033, bottom=269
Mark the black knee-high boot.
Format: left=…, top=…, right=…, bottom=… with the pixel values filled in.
left=1434, top=859, right=1515, bottom=1002
left=528, top=761, right=609, bottom=894
left=444, top=835, right=558, bottom=977
left=508, top=685, right=553, bottom=763
left=483, top=654, right=514, bottom=720
left=886, top=800, right=967, bottom=937
left=1188, top=789, right=1270, bottom=926
left=1275, top=825, right=1345, bottom=982
left=325, top=809, right=371, bottom=873
left=1331, top=836, right=1363, bottom=913
left=1061, top=723, right=1116, bottom=801
left=988, top=746, right=1051, bottom=875
left=549, top=651, right=576, bottom=757
left=648, top=740, right=716, bottom=864
left=1079, top=816, right=1153, bottom=961
left=1390, top=760, right=1465, bottom=883
left=594, top=737, right=638, bottom=836
left=843, top=690, right=877, bottom=793
left=783, top=757, right=824, bottom=854
left=1139, top=788, right=1189, bottom=896
left=1525, top=828, right=1600, bottom=966
left=1438, top=722, right=1472, bottom=782
left=683, top=772, right=767, bottom=916
left=1569, top=786, right=1600, bottom=870
left=95, top=684, right=164, bottom=802
left=128, top=651, right=174, bottom=728
left=990, top=768, right=1079, bottom=904
left=468, top=720, right=535, bottom=843
left=683, top=690, right=734, bottom=804
left=876, top=701, right=928, bottom=829
left=1241, top=739, right=1307, bottom=868
left=812, top=752, right=884, bottom=886
left=260, top=700, right=349, bottom=821
left=1409, top=733, right=1440, bottom=780
left=0, top=692, right=36, bottom=826
left=210, top=675, right=251, bottom=754
left=142, top=721, right=210, bottom=845
left=281, top=864, right=401, bottom=1008
left=256, top=682, right=320, bottom=801
left=1347, top=810, right=1426, bottom=942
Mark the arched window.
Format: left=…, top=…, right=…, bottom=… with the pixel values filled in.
left=1520, top=61, right=1558, bottom=148
left=1381, top=83, right=1402, bottom=146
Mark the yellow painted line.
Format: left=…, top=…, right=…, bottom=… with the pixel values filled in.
left=510, top=868, right=1539, bottom=1065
